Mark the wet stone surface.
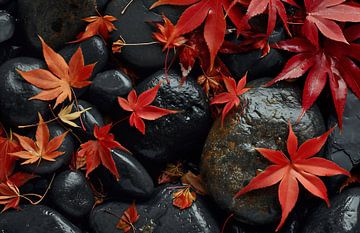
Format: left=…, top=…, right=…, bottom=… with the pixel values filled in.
left=116, top=69, right=212, bottom=164
left=17, top=0, right=96, bottom=52
left=0, top=205, right=82, bottom=233
left=0, top=57, right=49, bottom=126
left=50, top=170, right=95, bottom=218
left=90, top=184, right=220, bottom=233
left=301, top=187, right=360, bottom=233
left=97, top=149, right=154, bottom=199
left=201, top=79, right=325, bottom=225
left=0, top=10, right=15, bottom=43
left=86, top=69, right=132, bottom=115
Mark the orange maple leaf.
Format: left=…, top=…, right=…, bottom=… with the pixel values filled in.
left=153, top=15, right=187, bottom=51
left=116, top=202, right=140, bottom=233
left=10, top=113, right=68, bottom=165
left=71, top=14, right=117, bottom=43
left=172, top=186, right=196, bottom=210
left=17, top=36, right=95, bottom=108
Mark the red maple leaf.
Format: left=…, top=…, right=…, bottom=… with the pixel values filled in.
left=210, top=75, right=250, bottom=125
left=234, top=122, right=350, bottom=231
left=246, top=0, right=299, bottom=36
left=303, top=0, right=360, bottom=45
left=266, top=28, right=360, bottom=128
left=150, top=0, right=246, bottom=69
left=17, top=36, right=95, bottom=108
left=0, top=132, right=21, bottom=183
left=71, top=14, right=117, bottom=43
left=78, top=124, right=129, bottom=180
left=0, top=172, right=36, bottom=212
left=153, top=15, right=187, bottom=51
left=116, top=202, right=140, bottom=233
left=118, top=83, right=178, bottom=135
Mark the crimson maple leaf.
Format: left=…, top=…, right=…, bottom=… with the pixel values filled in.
left=17, top=36, right=95, bottom=108
left=234, top=122, right=350, bottom=231
left=153, top=15, right=187, bottom=51
left=0, top=132, right=21, bottom=183
left=303, top=0, right=360, bottom=45
left=10, top=114, right=68, bottom=165
left=78, top=124, right=129, bottom=180
left=118, top=83, right=178, bottom=135
left=266, top=29, right=360, bottom=128
left=150, top=0, right=246, bottom=69
left=116, top=202, right=140, bottom=233
left=246, top=0, right=299, bottom=36
left=210, top=75, right=250, bottom=125
left=71, top=14, right=117, bottom=43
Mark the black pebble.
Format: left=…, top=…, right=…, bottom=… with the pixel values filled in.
left=50, top=170, right=95, bottom=218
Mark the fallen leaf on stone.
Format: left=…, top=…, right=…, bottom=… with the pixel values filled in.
left=17, top=36, right=95, bottom=108
left=10, top=113, right=68, bottom=165
left=234, top=121, right=350, bottom=231
left=172, top=186, right=196, bottom=210
left=211, top=74, right=250, bottom=125
left=153, top=15, right=187, bottom=51
left=78, top=124, right=129, bottom=180
left=118, top=83, right=178, bottom=135
left=71, top=14, right=117, bottom=43
left=58, top=102, right=91, bottom=128
left=116, top=202, right=140, bottom=233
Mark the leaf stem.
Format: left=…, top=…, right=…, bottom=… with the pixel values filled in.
left=123, top=41, right=159, bottom=46
left=221, top=213, right=234, bottom=233
left=121, top=0, right=135, bottom=14
left=18, top=118, right=58, bottom=129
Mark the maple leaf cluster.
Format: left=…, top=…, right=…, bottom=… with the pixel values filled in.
left=149, top=0, right=360, bottom=128
left=0, top=114, right=63, bottom=211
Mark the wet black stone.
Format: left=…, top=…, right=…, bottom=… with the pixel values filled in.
left=325, top=91, right=360, bottom=192
left=73, top=100, right=104, bottom=139
left=87, top=69, right=132, bottom=114
left=59, top=36, right=109, bottom=76
left=96, top=0, right=109, bottom=9
left=116, top=70, right=212, bottom=164
left=50, top=170, right=95, bottom=218
left=201, top=79, right=325, bottom=225
left=90, top=184, right=220, bottom=233
left=20, top=123, right=75, bottom=175
left=0, top=57, right=49, bottom=126
left=0, top=43, right=22, bottom=66
left=301, top=187, right=360, bottom=233
left=105, top=0, right=170, bottom=72
left=0, top=10, right=14, bottom=43
left=0, top=205, right=82, bottom=233
left=98, top=149, right=154, bottom=199
left=221, top=27, right=286, bottom=81
left=17, top=0, right=96, bottom=52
